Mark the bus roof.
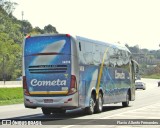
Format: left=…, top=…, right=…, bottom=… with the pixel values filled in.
left=24, top=34, right=130, bottom=53
left=76, top=36, right=131, bottom=53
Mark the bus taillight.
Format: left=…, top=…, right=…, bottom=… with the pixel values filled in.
left=66, top=34, right=71, bottom=37
left=68, top=75, right=77, bottom=95
left=23, top=76, right=30, bottom=96
left=25, top=34, right=31, bottom=38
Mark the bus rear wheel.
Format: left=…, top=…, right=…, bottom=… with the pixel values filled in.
left=85, top=94, right=95, bottom=115
left=122, top=92, right=130, bottom=107
left=42, top=108, right=52, bottom=115
left=95, top=93, right=103, bottom=113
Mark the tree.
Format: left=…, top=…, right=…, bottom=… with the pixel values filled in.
left=44, top=24, right=58, bottom=33
left=0, top=0, right=17, bottom=15
left=0, top=33, right=21, bottom=80
left=128, top=46, right=140, bottom=53
left=125, top=44, right=129, bottom=48
left=22, top=20, right=33, bottom=35
left=31, top=26, right=44, bottom=34
left=155, top=50, right=160, bottom=59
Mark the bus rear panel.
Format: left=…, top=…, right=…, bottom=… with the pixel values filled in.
left=23, top=34, right=78, bottom=109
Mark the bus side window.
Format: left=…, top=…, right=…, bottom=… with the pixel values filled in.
left=84, top=42, right=93, bottom=64
left=79, top=42, right=81, bottom=51
left=93, top=44, right=101, bottom=64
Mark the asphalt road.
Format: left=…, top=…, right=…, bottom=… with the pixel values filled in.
left=0, top=78, right=160, bottom=128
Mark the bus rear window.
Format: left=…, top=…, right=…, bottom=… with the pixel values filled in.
left=24, top=36, right=71, bottom=56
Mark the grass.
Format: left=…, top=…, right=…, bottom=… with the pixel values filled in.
left=0, top=87, right=24, bottom=106
left=142, top=74, right=160, bottom=79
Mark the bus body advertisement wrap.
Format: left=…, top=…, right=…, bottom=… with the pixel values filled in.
left=23, top=34, right=138, bottom=115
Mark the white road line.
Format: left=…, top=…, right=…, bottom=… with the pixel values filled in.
left=61, top=125, right=75, bottom=128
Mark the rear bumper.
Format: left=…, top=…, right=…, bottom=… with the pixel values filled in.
left=24, top=92, right=78, bottom=109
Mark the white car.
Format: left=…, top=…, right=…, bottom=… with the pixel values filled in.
left=135, top=80, right=146, bottom=90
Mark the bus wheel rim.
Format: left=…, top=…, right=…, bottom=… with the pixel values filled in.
left=99, top=96, right=102, bottom=111
left=90, top=98, right=94, bottom=112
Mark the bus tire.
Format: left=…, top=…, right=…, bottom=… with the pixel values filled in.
left=52, top=109, right=66, bottom=114
left=42, top=108, right=52, bottom=115
left=59, top=109, right=66, bottom=114
left=122, top=92, right=130, bottom=107
left=95, top=92, right=103, bottom=113
left=85, top=94, right=95, bottom=115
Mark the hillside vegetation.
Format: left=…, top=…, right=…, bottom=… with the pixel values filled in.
left=125, top=45, right=160, bottom=77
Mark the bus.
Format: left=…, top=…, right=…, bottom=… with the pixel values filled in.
left=22, top=34, right=138, bottom=115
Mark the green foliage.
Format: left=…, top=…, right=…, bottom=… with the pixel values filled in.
left=128, top=45, right=140, bottom=53
left=0, top=0, right=18, bottom=15
left=0, top=29, right=22, bottom=80
left=142, top=74, right=160, bottom=79
left=44, top=24, right=58, bottom=34
left=22, top=20, right=33, bottom=34
left=155, top=50, right=160, bottom=59
left=0, top=87, right=23, bottom=100
left=0, top=87, right=23, bottom=105
left=0, top=99, right=23, bottom=105
left=32, top=26, right=44, bottom=34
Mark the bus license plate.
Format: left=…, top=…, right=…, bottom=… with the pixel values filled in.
left=44, top=99, right=53, bottom=103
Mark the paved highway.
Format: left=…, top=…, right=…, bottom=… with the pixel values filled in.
left=0, top=78, right=160, bottom=128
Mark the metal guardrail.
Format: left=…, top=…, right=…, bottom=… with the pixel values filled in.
left=0, top=81, right=22, bottom=88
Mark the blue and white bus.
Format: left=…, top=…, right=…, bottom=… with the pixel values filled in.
left=23, top=34, right=138, bottom=115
